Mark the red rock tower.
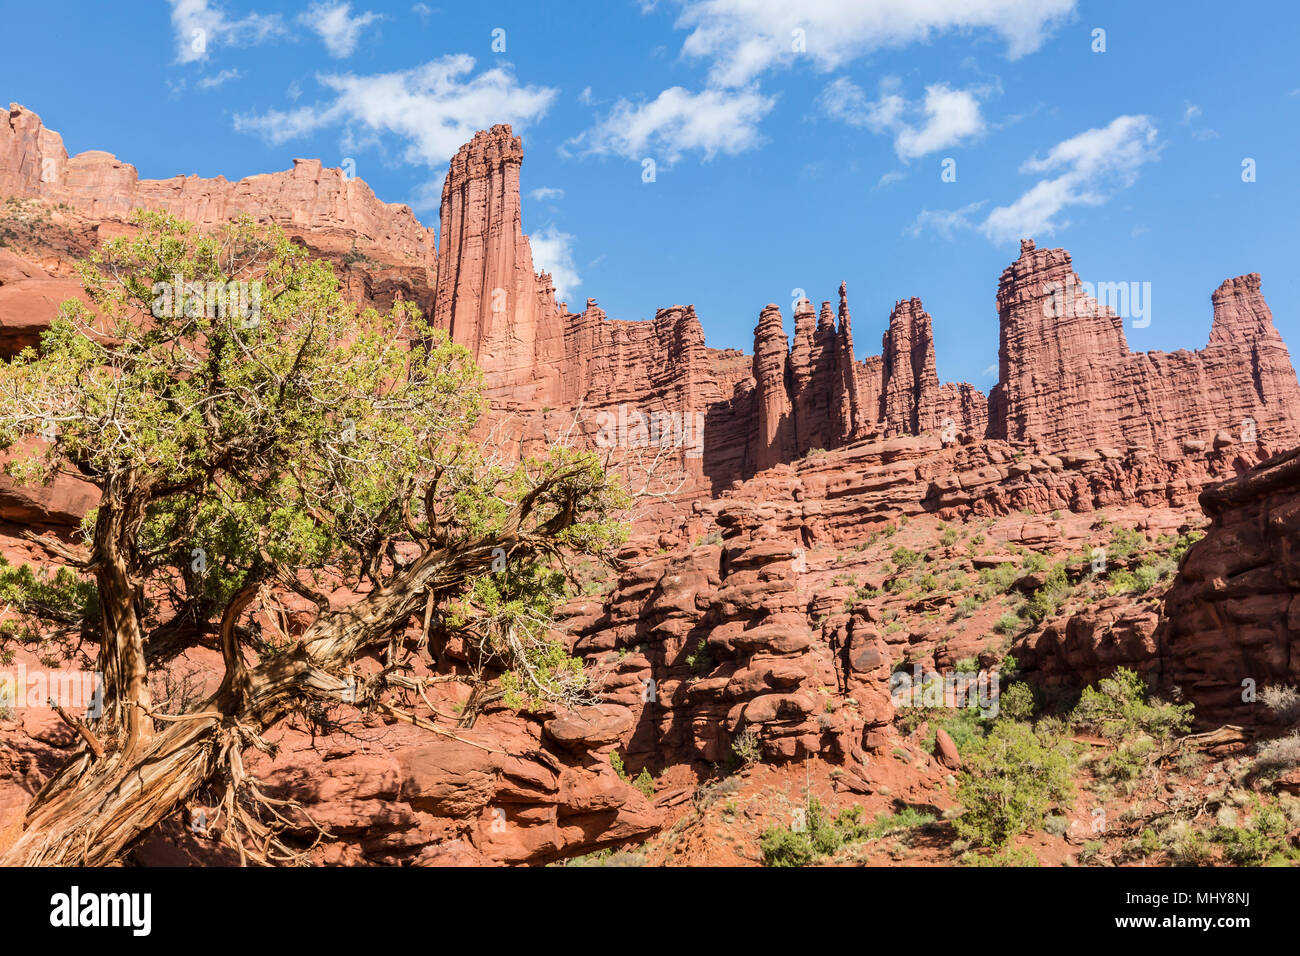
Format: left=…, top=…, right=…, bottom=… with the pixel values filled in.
left=434, top=124, right=566, bottom=402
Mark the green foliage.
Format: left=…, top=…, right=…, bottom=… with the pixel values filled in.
left=684, top=639, right=714, bottom=675
left=952, top=594, right=981, bottom=620
left=0, top=556, right=98, bottom=641
left=891, top=546, right=923, bottom=571
left=998, top=682, right=1037, bottom=722
left=993, top=612, right=1022, bottom=636
left=864, top=805, right=936, bottom=838
left=1021, top=552, right=1048, bottom=574
left=632, top=767, right=655, bottom=799
left=954, top=720, right=1077, bottom=848
left=0, top=212, right=631, bottom=713
left=1107, top=525, right=1147, bottom=561
left=731, top=728, right=762, bottom=768
left=1098, top=734, right=1158, bottom=787
left=760, top=798, right=931, bottom=866
left=760, top=797, right=841, bottom=867
left=961, top=846, right=1040, bottom=867
left=1069, top=668, right=1192, bottom=741
left=978, top=563, right=1019, bottom=599
left=1022, top=564, right=1071, bottom=625
left=1212, top=799, right=1297, bottom=866
left=559, top=847, right=646, bottom=867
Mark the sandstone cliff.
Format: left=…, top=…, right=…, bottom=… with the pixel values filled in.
left=986, top=238, right=1300, bottom=458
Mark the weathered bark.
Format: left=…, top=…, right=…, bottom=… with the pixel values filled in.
left=1, top=518, right=543, bottom=865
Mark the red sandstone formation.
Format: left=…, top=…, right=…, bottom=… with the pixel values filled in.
left=2, top=104, right=437, bottom=269
left=1158, top=448, right=1300, bottom=727
left=434, top=126, right=565, bottom=402
left=752, top=304, right=794, bottom=471
left=881, top=297, right=942, bottom=435
left=4, top=107, right=1300, bottom=866
left=987, top=238, right=1300, bottom=458
left=7, top=106, right=1294, bottom=502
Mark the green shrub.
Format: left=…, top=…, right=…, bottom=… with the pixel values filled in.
left=610, top=751, right=628, bottom=781
left=1022, top=552, right=1048, bottom=574
left=978, top=563, right=1020, bottom=599
left=1212, top=799, right=1296, bottom=865
left=993, top=612, right=1022, bottom=636
left=998, top=682, right=1037, bottom=722
left=1069, top=667, right=1192, bottom=741
left=892, top=546, right=923, bottom=570
left=961, top=846, right=1040, bottom=866
left=1022, top=565, right=1071, bottom=624
left=1107, top=525, right=1147, bottom=561
left=952, top=594, right=981, bottom=620
left=731, top=728, right=762, bottom=769
left=954, top=720, right=1077, bottom=848
left=684, top=640, right=713, bottom=675
left=632, top=767, right=655, bottom=799
left=760, top=797, right=863, bottom=867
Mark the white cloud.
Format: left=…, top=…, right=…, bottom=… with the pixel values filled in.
left=411, top=2, right=432, bottom=19
left=821, top=77, right=986, bottom=159
left=983, top=115, right=1161, bottom=241
left=233, top=55, right=558, bottom=167
left=167, top=0, right=282, bottom=64
left=529, top=225, right=581, bottom=302
left=672, top=0, right=1077, bottom=87
left=906, top=202, right=985, bottom=239
left=198, top=68, right=242, bottom=89
left=299, top=2, right=381, bottom=58
left=1179, top=101, right=1218, bottom=140
left=907, top=115, right=1161, bottom=244
left=569, top=85, right=775, bottom=163
left=529, top=187, right=565, bottom=201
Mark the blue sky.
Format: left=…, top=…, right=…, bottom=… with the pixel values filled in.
left=3, top=0, right=1298, bottom=387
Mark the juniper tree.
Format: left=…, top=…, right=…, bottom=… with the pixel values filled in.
left=0, top=211, right=627, bottom=865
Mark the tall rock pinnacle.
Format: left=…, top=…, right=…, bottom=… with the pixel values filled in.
left=433, top=124, right=565, bottom=402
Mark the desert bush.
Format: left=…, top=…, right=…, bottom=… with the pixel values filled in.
left=1069, top=668, right=1192, bottom=741
left=954, top=720, right=1077, bottom=848
left=993, top=612, right=1022, bottom=636
left=892, top=546, right=923, bottom=570
left=1107, top=525, right=1147, bottom=561
left=1261, top=685, right=1300, bottom=725
left=760, top=797, right=856, bottom=867
left=1022, top=565, right=1071, bottom=624
left=632, top=768, right=655, bottom=799
left=998, top=682, right=1037, bottom=722
left=1255, top=731, right=1300, bottom=772
left=731, top=728, right=762, bottom=769
left=961, top=845, right=1040, bottom=866
left=1212, top=799, right=1296, bottom=866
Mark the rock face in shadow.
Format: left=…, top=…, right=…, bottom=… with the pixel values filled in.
left=1157, top=448, right=1300, bottom=727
